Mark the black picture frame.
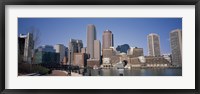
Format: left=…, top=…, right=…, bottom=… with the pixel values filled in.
left=0, top=0, right=199, bottom=94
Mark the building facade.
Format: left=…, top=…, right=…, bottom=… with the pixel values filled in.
left=73, top=53, right=87, bottom=67
left=62, top=56, right=68, bottom=65
left=170, top=29, right=182, bottom=66
left=147, top=33, right=161, bottom=56
left=34, top=51, right=60, bottom=64
left=102, top=29, right=113, bottom=49
left=86, top=24, right=96, bottom=59
left=34, top=45, right=59, bottom=64
left=81, top=47, right=87, bottom=53
left=68, top=39, right=83, bottom=65
left=37, top=45, right=55, bottom=52
left=18, top=34, right=26, bottom=63
left=54, top=44, right=66, bottom=63
left=94, top=40, right=101, bottom=60
left=77, top=40, right=83, bottom=53
left=127, top=47, right=144, bottom=57
left=102, top=48, right=114, bottom=58
left=23, top=32, right=34, bottom=63
left=87, top=59, right=100, bottom=67
left=162, top=54, right=172, bottom=64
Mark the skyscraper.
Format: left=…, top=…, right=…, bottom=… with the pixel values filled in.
left=23, top=32, right=34, bottom=63
left=102, top=29, right=113, bottom=49
left=86, top=24, right=96, bottom=59
left=94, top=40, right=101, bottom=60
left=147, top=33, right=161, bottom=56
left=18, top=34, right=26, bottom=62
left=170, top=29, right=182, bottom=66
left=54, top=44, right=66, bottom=63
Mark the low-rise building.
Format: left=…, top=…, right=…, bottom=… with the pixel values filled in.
left=73, top=53, right=87, bottom=67
left=102, top=48, right=114, bottom=58
left=87, top=59, right=100, bottom=68
left=34, top=45, right=60, bottom=64
left=127, top=47, right=144, bottom=57
left=162, top=54, right=172, bottom=63
left=145, top=56, right=170, bottom=67
left=102, top=58, right=112, bottom=68
left=34, top=51, right=60, bottom=64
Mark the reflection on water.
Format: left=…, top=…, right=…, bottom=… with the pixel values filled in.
left=80, top=68, right=182, bottom=76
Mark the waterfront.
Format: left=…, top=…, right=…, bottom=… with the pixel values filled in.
left=80, top=68, right=182, bottom=76
left=18, top=19, right=182, bottom=76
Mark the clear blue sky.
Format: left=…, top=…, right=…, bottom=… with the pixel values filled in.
left=18, top=18, right=182, bottom=55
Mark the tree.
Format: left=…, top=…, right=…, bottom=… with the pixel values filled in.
left=28, top=27, right=41, bottom=64
left=29, top=26, right=41, bottom=49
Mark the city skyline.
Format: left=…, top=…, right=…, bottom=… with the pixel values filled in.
left=18, top=18, right=182, bottom=55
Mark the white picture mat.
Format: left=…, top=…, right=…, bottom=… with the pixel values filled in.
left=5, top=5, right=195, bottom=89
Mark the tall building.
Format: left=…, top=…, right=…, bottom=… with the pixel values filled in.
left=170, top=29, right=182, bottom=66
left=86, top=24, right=96, bottom=59
left=54, top=44, right=66, bottom=63
left=147, top=33, right=161, bottom=56
left=23, top=32, right=34, bottom=63
left=18, top=34, right=26, bottom=63
left=94, top=40, right=101, bottom=60
left=102, top=29, right=113, bottom=49
left=68, top=39, right=83, bottom=64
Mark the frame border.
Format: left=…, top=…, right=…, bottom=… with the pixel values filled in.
left=0, top=0, right=199, bottom=94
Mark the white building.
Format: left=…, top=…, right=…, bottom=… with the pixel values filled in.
left=147, top=33, right=161, bottom=56
left=23, top=32, right=34, bottom=63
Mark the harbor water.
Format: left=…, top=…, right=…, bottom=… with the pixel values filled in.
left=80, top=68, right=182, bottom=76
